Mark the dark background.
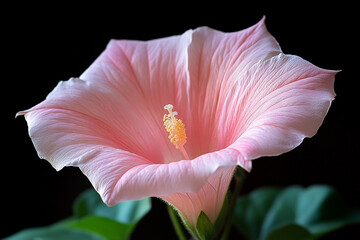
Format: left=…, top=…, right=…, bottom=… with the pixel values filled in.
left=4, top=2, right=359, bottom=239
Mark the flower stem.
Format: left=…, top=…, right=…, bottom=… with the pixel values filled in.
left=220, top=167, right=245, bottom=240
left=168, top=205, right=188, bottom=240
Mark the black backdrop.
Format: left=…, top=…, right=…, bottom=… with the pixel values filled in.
left=4, top=2, right=359, bottom=239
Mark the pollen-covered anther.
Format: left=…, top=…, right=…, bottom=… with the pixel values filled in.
left=163, top=104, right=187, bottom=149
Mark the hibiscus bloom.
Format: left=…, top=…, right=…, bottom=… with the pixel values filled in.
left=17, top=18, right=336, bottom=227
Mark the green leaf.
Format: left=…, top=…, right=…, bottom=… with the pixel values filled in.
left=196, top=211, right=215, bottom=240
left=72, top=188, right=151, bottom=240
left=265, top=224, right=312, bottom=240
left=73, top=188, right=151, bottom=224
left=4, top=225, right=106, bottom=240
left=233, top=185, right=360, bottom=240
left=113, top=197, right=152, bottom=224
left=260, top=186, right=303, bottom=239
left=6, top=189, right=152, bottom=240
left=296, top=185, right=360, bottom=234
left=233, top=187, right=281, bottom=240
left=296, top=185, right=334, bottom=225
left=214, top=191, right=230, bottom=235
left=70, top=216, right=135, bottom=240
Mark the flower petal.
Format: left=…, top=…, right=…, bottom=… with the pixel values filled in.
left=18, top=29, right=247, bottom=209
left=21, top=97, right=152, bottom=168
left=225, top=53, right=336, bottom=160
left=105, top=146, right=246, bottom=205
left=185, top=18, right=282, bottom=157
left=21, top=28, right=194, bottom=165
left=81, top=31, right=193, bottom=110
left=79, top=30, right=193, bottom=163
left=18, top=34, right=251, bottom=208
left=22, top=89, right=243, bottom=206
left=163, top=166, right=235, bottom=226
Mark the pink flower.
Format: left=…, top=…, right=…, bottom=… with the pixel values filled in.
left=17, top=18, right=336, bottom=227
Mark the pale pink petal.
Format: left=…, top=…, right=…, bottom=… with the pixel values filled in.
left=21, top=93, right=245, bottom=206
left=185, top=17, right=282, bottom=159
left=225, top=53, right=336, bottom=161
left=105, top=146, right=248, bottom=205
left=20, top=28, right=194, bottom=165
left=81, top=32, right=193, bottom=111
left=23, top=100, right=248, bottom=205
left=19, top=77, right=164, bottom=167
left=78, top=30, right=193, bottom=163
left=184, top=18, right=335, bottom=166
left=17, top=26, right=254, bottom=207
left=163, top=166, right=235, bottom=226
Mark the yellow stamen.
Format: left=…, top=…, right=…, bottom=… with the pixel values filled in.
left=163, top=104, right=189, bottom=159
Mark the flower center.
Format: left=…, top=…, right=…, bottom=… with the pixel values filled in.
left=163, top=104, right=190, bottom=160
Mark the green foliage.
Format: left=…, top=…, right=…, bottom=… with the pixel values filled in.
left=73, top=188, right=151, bottom=225
left=265, top=224, right=312, bottom=240
left=233, top=185, right=360, bottom=240
left=3, top=225, right=106, bottom=240
left=5, top=188, right=151, bottom=240
left=196, top=211, right=216, bottom=240
left=214, top=191, right=230, bottom=235
left=70, top=216, right=134, bottom=240
left=7, top=185, right=359, bottom=240
left=191, top=196, right=230, bottom=240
